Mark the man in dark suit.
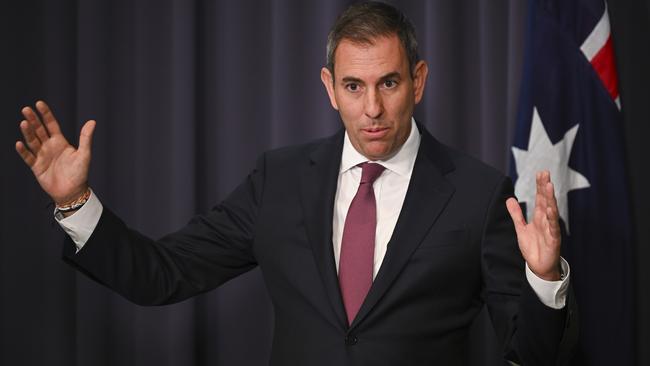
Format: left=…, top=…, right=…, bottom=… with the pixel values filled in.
left=15, top=2, right=572, bottom=365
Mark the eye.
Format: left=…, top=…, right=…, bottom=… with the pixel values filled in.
left=383, top=80, right=397, bottom=89
left=345, top=83, right=360, bottom=92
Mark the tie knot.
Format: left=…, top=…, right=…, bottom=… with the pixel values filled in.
left=359, top=162, right=385, bottom=184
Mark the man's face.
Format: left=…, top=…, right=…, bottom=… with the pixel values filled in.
left=321, top=34, right=428, bottom=160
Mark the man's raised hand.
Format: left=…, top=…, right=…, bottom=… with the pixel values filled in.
left=15, top=101, right=96, bottom=206
left=506, top=171, right=562, bottom=281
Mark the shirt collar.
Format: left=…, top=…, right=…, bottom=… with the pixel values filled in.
left=340, top=118, right=421, bottom=176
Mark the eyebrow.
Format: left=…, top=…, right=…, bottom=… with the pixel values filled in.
left=340, top=71, right=402, bottom=84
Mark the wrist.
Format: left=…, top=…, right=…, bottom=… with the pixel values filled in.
left=54, top=186, right=89, bottom=207
left=55, top=187, right=91, bottom=214
left=537, top=271, right=561, bottom=281
left=532, top=263, right=563, bottom=281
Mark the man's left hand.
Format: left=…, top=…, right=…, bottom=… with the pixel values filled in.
left=506, top=171, right=562, bottom=281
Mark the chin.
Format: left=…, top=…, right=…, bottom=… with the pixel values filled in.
left=363, top=148, right=392, bottom=161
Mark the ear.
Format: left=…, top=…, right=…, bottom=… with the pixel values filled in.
left=412, top=60, right=429, bottom=104
left=320, top=67, right=339, bottom=110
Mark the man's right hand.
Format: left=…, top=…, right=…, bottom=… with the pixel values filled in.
left=15, top=101, right=96, bottom=207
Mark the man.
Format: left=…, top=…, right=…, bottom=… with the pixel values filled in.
left=15, top=2, right=571, bottom=365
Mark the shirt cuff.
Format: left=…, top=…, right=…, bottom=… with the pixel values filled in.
left=525, top=257, right=570, bottom=309
left=54, top=189, right=103, bottom=253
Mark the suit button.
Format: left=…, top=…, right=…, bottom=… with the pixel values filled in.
left=345, top=335, right=358, bottom=346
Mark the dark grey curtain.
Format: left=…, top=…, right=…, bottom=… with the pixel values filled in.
left=2, top=0, right=649, bottom=365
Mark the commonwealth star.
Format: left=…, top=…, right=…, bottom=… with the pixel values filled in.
left=511, top=107, right=590, bottom=234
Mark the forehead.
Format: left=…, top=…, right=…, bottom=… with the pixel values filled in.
left=333, top=34, right=408, bottom=80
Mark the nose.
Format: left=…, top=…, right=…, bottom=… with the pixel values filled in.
left=364, top=88, right=383, bottom=119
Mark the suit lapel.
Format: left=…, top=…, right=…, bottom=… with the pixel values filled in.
left=350, top=128, right=456, bottom=329
left=298, top=130, right=349, bottom=329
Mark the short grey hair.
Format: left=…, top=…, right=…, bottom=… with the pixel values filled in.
left=325, top=1, right=420, bottom=78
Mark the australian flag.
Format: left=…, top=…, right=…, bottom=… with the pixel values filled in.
left=510, top=0, right=634, bottom=364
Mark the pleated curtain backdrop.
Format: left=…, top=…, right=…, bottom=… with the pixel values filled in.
left=2, top=0, right=649, bottom=365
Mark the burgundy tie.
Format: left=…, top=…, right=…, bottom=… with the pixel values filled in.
left=339, top=162, right=385, bottom=324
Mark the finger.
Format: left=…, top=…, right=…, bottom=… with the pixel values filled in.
left=533, top=171, right=552, bottom=228
left=545, top=182, right=561, bottom=240
left=543, top=182, right=559, bottom=223
left=506, top=197, right=527, bottom=232
left=535, top=171, right=548, bottom=212
left=540, top=209, right=558, bottom=250
left=540, top=170, right=550, bottom=185
left=15, top=141, right=36, bottom=167
left=544, top=180, right=558, bottom=207
left=19, top=120, right=42, bottom=153
left=35, top=100, right=63, bottom=136
left=22, top=106, right=50, bottom=142
left=534, top=192, right=547, bottom=222
left=533, top=194, right=547, bottom=228
left=536, top=170, right=550, bottom=196
left=535, top=188, right=547, bottom=213
left=78, top=120, right=96, bottom=153
left=546, top=206, right=561, bottom=243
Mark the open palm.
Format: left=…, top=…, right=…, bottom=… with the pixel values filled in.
left=506, top=171, right=562, bottom=281
left=15, top=101, right=96, bottom=205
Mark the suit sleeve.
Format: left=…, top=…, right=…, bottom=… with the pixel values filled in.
left=481, top=177, right=574, bottom=365
left=62, top=155, right=267, bottom=306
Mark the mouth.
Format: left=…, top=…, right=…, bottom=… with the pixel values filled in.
left=361, top=126, right=390, bottom=139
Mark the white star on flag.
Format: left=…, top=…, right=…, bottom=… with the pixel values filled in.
left=511, top=107, right=591, bottom=234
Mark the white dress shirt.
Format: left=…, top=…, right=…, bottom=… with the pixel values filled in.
left=332, top=118, right=420, bottom=279
left=57, top=118, right=569, bottom=309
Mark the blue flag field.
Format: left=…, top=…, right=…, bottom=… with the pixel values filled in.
left=510, top=0, right=634, bottom=364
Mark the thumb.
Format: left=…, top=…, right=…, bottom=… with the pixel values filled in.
left=78, top=120, right=96, bottom=153
left=505, top=197, right=526, bottom=233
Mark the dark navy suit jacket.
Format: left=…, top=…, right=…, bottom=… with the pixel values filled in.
left=63, top=125, right=571, bottom=365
